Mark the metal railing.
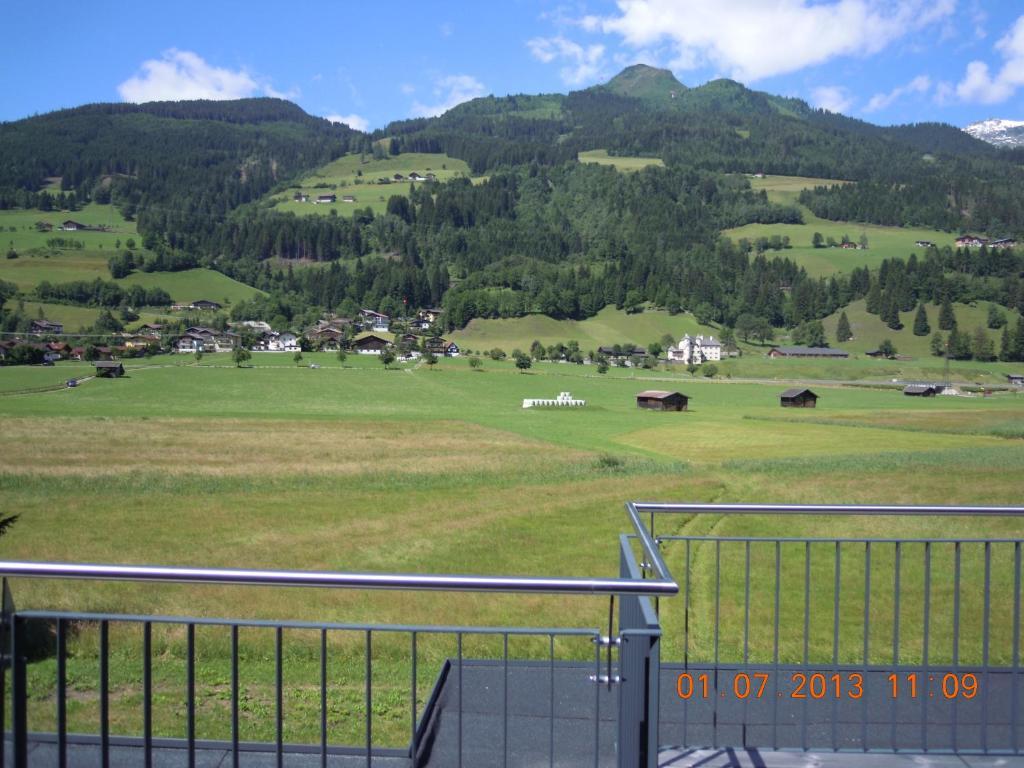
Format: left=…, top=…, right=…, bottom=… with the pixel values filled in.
left=630, top=502, right=1024, bottom=756
left=0, top=505, right=672, bottom=768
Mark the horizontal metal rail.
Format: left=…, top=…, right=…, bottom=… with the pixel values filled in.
left=633, top=502, right=1024, bottom=516
left=0, top=560, right=679, bottom=597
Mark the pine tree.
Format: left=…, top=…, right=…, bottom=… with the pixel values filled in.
left=938, top=298, right=956, bottom=330
left=1012, top=320, right=1024, bottom=363
left=884, top=294, right=903, bottom=330
left=912, top=303, right=930, bottom=336
left=1000, top=325, right=1012, bottom=362
left=835, top=311, right=852, bottom=342
left=865, top=281, right=882, bottom=315
left=972, top=327, right=996, bottom=362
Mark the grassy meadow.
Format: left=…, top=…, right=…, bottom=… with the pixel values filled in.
left=577, top=149, right=665, bottom=172
left=2, top=351, right=1023, bottom=743
left=724, top=175, right=957, bottom=278
left=263, top=152, right=475, bottom=218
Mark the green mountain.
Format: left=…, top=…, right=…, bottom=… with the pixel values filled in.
left=600, top=63, right=687, bottom=102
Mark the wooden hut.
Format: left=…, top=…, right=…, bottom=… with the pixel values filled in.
left=636, top=390, right=689, bottom=411
left=94, top=361, right=125, bottom=378
left=779, top=388, right=817, bottom=408
left=903, top=384, right=939, bottom=397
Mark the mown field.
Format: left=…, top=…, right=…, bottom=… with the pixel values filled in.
left=577, top=150, right=664, bottom=172
left=723, top=175, right=957, bottom=278
left=264, top=152, right=475, bottom=218
left=1, top=352, right=1022, bottom=745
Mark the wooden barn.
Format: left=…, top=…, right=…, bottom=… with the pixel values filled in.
left=636, top=390, right=689, bottom=411
left=94, top=361, right=125, bottom=378
left=780, top=388, right=817, bottom=408
left=904, top=384, right=939, bottom=397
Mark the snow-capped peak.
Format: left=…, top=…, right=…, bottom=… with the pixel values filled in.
left=964, top=118, right=1024, bottom=147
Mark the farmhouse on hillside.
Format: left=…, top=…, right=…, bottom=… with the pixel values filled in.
left=425, top=336, right=460, bottom=356
left=315, top=194, right=337, bottom=204
left=341, top=195, right=356, bottom=203
left=359, top=309, right=390, bottom=332
left=189, top=300, right=222, bottom=311
left=94, top=361, right=125, bottom=378
left=780, top=388, right=818, bottom=408
left=59, top=220, right=87, bottom=231
left=768, top=346, right=849, bottom=359
left=636, top=391, right=689, bottom=411
left=1008, top=374, right=1024, bottom=387
left=667, top=334, right=720, bottom=364
left=352, top=334, right=391, bottom=354
left=30, top=319, right=64, bottom=335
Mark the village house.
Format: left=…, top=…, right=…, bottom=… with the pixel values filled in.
left=990, top=238, right=1018, bottom=249
left=668, top=334, right=721, bottom=364
left=315, top=194, right=337, bottom=204
left=768, top=346, right=849, bottom=359
left=264, top=332, right=299, bottom=352
left=955, top=235, right=987, bottom=248
left=341, top=195, right=356, bottom=203
left=174, top=332, right=209, bottom=353
left=59, top=220, right=87, bottom=231
left=408, top=172, right=425, bottom=181
left=597, top=345, right=647, bottom=365
left=293, top=192, right=309, bottom=203
left=1006, top=374, right=1024, bottom=387
left=393, top=174, right=406, bottom=182
left=424, top=336, right=460, bottom=356
left=352, top=334, right=391, bottom=355
left=359, top=309, right=390, bottom=332
left=915, top=240, right=935, bottom=248
left=137, top=323, right=164, bottom=334
left=780, top=388, right=818, bottom=408
left=30, top=319, right=64, bottom=335
left=636, top=391, right=689, bottom=411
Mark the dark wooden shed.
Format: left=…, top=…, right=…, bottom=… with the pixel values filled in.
left=94, top=361, right=125, bottom=378
left=636, top=390, right=689, bottom=411
left=903, top=384, right=939, bottom=397
left=780, top=387, right=817, bottom=408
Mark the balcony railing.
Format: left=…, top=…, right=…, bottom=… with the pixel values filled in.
left=1, top=503, right=1022, bottom=767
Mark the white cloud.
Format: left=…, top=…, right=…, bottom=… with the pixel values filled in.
left=864, top=75, right=931, bottom=113
left=325, top=114, right=369, bottom=132
left=400, top=83, right=416, bottom=95
left=439, top=21, right=454, bottom=38
left=956, top=14, right=1024, bottom=104
left=118, top=50, right=261, bottom=102
left=410, top=75, right=487, bottom=118
left=811, top=85, right=854, bottom=114
left=586, top=0, right=955, bottom=82
left=527, top=35, right=606, bottom=86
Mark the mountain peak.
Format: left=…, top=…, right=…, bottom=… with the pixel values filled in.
left=602, top=64, right=687, bottom=101
left=964, top=118, right=1024, bottom=148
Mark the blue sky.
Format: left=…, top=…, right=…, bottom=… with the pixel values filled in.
left=2, top=1, right=1023, bottom=130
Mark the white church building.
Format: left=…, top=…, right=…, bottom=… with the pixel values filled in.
left=668, top=334, right=721, bottom=365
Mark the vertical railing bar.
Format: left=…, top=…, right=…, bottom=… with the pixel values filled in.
left=743, top=540, right=751, bottom=748
left=802, top=541, right=810, bottom=751
left=12, top=617, right=26, bottom=768
left=549, top=634, right=555, bottom=768
left=953, top=541, right=961, bottom=752
left=100, top=620, right=109, bottom=768
left=1013, top=541, right=1021, bottom=755
left=683, top=539, right=691, bottom=747
left=832, top=541, right=841, bottom=752
left=890, top=541, right=901, bottom=751
left=921, top=542, right=931, bottom=753
left=231, top=625, right=239, bottom=768
left=57, top=617, right=66, bottom=768
left=143, top=621, right=152, bottom=768
left=862, top=541, right=871, bottom=752
left=365, top=629, right=372, bottom=768
left=772, top=540, right=781, bottom=751
left=503, top=632, right=509, bottom=768
left=321, top=628, right=328, bottom=768
left=981, top=541, right=991, bottom=753
left=186, top=623, right=195, bottom=768
left=593, top=633, right=600, bottom=768
left=410, top=631, right=417, bottom=762
left=458, top=632, right=463, bottom=768
left=276, top=626, right=284, bottom=768
left=713, top=539, right=720, bottom=750
left=0, top=607, right=5, bottom=768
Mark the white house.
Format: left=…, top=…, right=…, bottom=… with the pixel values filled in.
left=265, top=332, right=300, bottom=352
left=360, top=309, right=390, bottom=332
left=668, top=334, right=721, bottom=365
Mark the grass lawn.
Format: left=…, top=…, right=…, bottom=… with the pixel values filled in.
left=263, top=152, right=475, bottom=219
left=723, top=176, right=957, bottom=278
left=577, top=150, right=664, bottom=172
left=2, top=341, right=1023, bottom=745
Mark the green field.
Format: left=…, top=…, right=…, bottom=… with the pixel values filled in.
left=724, top=175, right=957, bottom=277
left=1, top=353, right=1023, bottom=743
left=263, top=152, right=475, bottom=218
left=577, top=149, right=665, bottom=172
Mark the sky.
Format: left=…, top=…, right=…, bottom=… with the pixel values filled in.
left=2, top=1, right=1023, bottom=130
